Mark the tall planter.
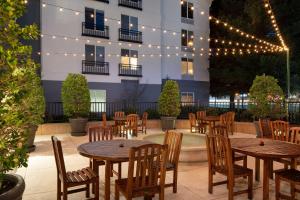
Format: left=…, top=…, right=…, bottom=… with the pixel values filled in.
left=158, top=80, right=181, bottom=131
left=26, top=125, right=38, bottom=152
left=61, top=74, right=91, bottom=136
left=0, top=174, right=25, bottom=200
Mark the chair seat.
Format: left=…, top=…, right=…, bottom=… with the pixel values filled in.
left=216, top=165, right=252, bottom=178
left=66, top=167, right=97, bottom=183
left=276, top=169, right=300, bottom=183
left=116, top=177, right=160, bottom=197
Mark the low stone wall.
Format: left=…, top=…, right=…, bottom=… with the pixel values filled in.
left=36, top=120, right=257, bottom=135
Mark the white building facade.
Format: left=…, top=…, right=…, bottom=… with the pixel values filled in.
left=37, top=0, right=211, bottom=103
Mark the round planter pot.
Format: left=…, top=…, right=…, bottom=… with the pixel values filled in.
left=26, top=125, right=38, bottom=153
left=0, top=174, right=25, bottom=200
left=69, top=118, right=88, bottom=136
left=160, top=116, right=176, bottom=131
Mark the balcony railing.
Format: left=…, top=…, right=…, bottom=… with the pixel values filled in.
left=82, top=22, right=109, bottom=39
left=82, top=60, right=109, bottom=75
left=181, top=46, right=195, bottom=53
left=119, top=28, right=143, bottom=43
left=118, top=0, right=142, bottom=10
left=95, top=0, right=109, bottom=3
left=119, top=64, right=142, bottom=77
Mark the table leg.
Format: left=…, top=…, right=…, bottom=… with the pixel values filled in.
left=263, top=159, right=270, bottom=200
left=105, top=160, right=111, bottom=200
left=255, top=158, right=260, bottom=181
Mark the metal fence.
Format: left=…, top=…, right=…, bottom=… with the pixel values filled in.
left=44, top=101, right=300, bottom=124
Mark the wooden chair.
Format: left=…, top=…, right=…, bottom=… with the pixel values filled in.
left=258, top=118, right=272, bottom=138
left=115, top=144, right=168, bottom=200
left=226, top=112, right=235, bottom=135
left=270, top=120, right=290, bottom=142
left=102, top=112, right=107, bottom=128
left=206, top=134, right=253, bottom=200
left=115, top=111, right=125, bottom=118
left=291, top=127, right=300, bottom=144
left=51, top=136, right=99, bottom=200
left=88, top=126, right=122, bottom=180
left=196, top=111, right=208, bottom=133
left=275, top=169, right=300, bottom=200
left=211, top=125, right=248, bottom=168
left=138, top=112, right=148, bottom=134
left=163, top=131, right=183, bottom=193
left=189, top=113, right=199, bottom=133
left=123, top=114, right=139, bottom=138
left=114, top=111, right=125, bottom=135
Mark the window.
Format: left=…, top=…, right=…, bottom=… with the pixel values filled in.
left=181, top=29, right=194, bottom=47
left=181, top=58, right=194, bottom=76
left=121, top=15, right=138, bottom=32
left=181, top=92, right=194, bottom=105
left=85, top=45, right=105, bottom=62
left=181, top=1, right=194, bottom=19
left=90, top=90, right=106, bottom=112
left=85, top=8, right=105, bottom=30
left=121, top=49, right=138, bottom=66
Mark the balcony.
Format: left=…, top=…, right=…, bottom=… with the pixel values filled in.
left=181, top=46, right=195, bottom=53
left=95, top=0, right=109, bottom=3
left=119, top=28, right=143, bottom=43
left=119, top=64, right=142, bottom=77
left=82, top=22, right=109, bottom=39
left=82, top=60, right=109, bottom=75
left=118, top=0, right=142, bottom=10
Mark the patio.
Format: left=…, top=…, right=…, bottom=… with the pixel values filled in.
left=17, top=129, right=297, bottom=200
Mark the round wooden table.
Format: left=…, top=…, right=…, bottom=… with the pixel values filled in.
left=231, top=138, right=300, bottom=200
left=77, top=139, right=153, bottom=200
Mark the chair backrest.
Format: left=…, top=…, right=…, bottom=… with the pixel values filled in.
left=270, top=120, right=290, bottom=142
left=290, top=127, right=300, bottom=144
left=258, top=118, right=272, bottom=138
left=211, top=125, right=229, bottom=137
left=88, top=126, right=113, bottom=142
left=127, top=144, right=168, bottom=197
left=188, top=113, right=197, bottom=126
left=226, top=112, right=235, bottom=123
left=196, top=111, right=206, bottom=121
left=205, top=134, right=233, bottom=180
left=115, top=111, right=125, bottom=118
left=163, top=131, right=183, bottom=166
left=126, top=114, right=138, bottom=128
left=51, top=136, right=67, bottom=181
left=102, top=112, right=107, bottom=128
left=219, top=113, right=228, bottom=125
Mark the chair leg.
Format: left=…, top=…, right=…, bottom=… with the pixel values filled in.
left=159, top=188, right=165, bottom=200
left=208, top=169, right=213, bottom=194
left=86, top=184, right=90, bottom=198
left=173, top=168, right=178, bottom=193
left=275, top=175, right=280, bottom=200
left=243, top=156, right=247, bottom=168
left=63, top=185, right=67, bottom=200
left=118, top=162, right=122, bottom=179
left=248, top=173, right=253, bottom=199
left=255, top=158, right=260, bottom=181
left=228, top=182, right=234, bottom=200
left=57, top=178, right=61, bottom=200
left=95, top=177, right=99, bottom=200
left=269, top=160, right=274, bottom=179
left=291, top=182, right=296, bottom=199
left=115, top=184, right=120, bottom=200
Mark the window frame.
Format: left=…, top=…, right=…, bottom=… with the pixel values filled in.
left=181, top=1, right=194, bottom=19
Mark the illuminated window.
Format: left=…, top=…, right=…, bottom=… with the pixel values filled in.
left=181, top=58, right=194, bottom=76
left=181, top=29, right=194, bottom=47
left=121, top=49, right=138, bottom=68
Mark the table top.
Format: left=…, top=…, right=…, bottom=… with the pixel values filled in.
left=77, top=139, right=153, bottom=161
left=203, top=116, right=220, bottom=122
left=231, top=138, right=300, bottom=159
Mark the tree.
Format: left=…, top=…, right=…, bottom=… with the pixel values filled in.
left=0, top=1, right=40, bottom=188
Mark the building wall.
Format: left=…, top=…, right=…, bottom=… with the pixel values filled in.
left=40, top=0, right=211, bottom=103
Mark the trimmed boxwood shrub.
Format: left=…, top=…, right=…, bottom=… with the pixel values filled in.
left=61, top=74, right=91, bottom=118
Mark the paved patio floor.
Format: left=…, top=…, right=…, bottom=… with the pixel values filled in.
left=16, top=129, right=298, bottom=200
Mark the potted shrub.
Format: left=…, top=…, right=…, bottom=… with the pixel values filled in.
left=24, top=72, right=45, bottom=152
left=158, top=80, right=181, bottom=130
left=61, top=74, right=91, bottom=136
left=0, top=1, right=40, bottom=198
left=248, top=75, right=285, bottom=136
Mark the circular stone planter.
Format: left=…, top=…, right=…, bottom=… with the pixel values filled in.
left=143, top=133, right=207, bottom=162
left=0, top=174, right=25, bottom=200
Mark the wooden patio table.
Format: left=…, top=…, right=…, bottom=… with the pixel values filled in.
left=231, top=138, right=300, bottom=200
left=203, top=116, right=220, bottom=132
left=77, top=139, right=153, bottom=200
